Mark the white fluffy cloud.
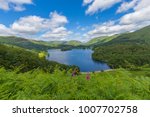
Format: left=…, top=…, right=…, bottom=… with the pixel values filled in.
left=42, top=27, right=72, bottom=40
left=0, top=12, right=71, bottom=40
left=120, top=6, right=150, bottom=24
left=11, top=16, right=45, bottom=34
left=83, top=0, right=121, bottom=14
left=84, top=21, right=149, bottom=39
left=134, top=0, right=150, bottom=10
left=117, top=0, right=150, bottom=13
left=84, top=0, right=150, bottom=40
left=117, top=0, right=139, bottom=13
left=0, top=24, right=15, bottom=36
left=0, top=0, right=33, bottom=11
left=119, top=0, right=150, bottom=25
left=41, top=12, right=70, bottom=40
left=83, top=0, right=93, bottom=5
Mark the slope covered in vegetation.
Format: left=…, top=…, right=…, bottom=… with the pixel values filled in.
left=92, top=26, right=150, bottom=68
left=0, top=67, right=150, bottom=100
left=0, top=36, right=83, bottom=51
left=0, top=44, right=78, bottom=73
left=104, top=25, right=150, bottom=46
left=85, top=35, right=118, bottom=46
left=93, top=44, right=150, bottom=68
left=0, top=36, right=51, bottom=51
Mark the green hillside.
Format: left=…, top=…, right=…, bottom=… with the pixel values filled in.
left=0, top=36, right=83, bottom=51
left=0, top=67, right=150, bottom=100
left=66, top=40, right=82, bottom=46
left=93, top=44, right=150, bottom=68
left=86, top=36, right=108, bottom=45
left=106, top=26, right=150, bottom=45
left=92, top=25, right=150, bottom=68
left=0, top=44, right=78, bottom=73
left=85, top=35, right=118, bottom=46
left=0, top=36, right=51, bottom=51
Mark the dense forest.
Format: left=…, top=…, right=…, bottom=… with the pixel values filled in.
left=92, top=44, right=150, bottom=69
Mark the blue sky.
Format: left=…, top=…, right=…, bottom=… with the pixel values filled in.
left=0, top=0, right=150, bottom=42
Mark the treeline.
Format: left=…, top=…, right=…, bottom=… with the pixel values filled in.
left=0, top=44, right=78, bottom=73
left=92, top=44, right=150, bottom=69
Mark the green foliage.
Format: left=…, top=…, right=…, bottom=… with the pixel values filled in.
left=38, top=51, right=47, bottom=59
left=0, top=36, right=51, bottom=51
left=105, top=25, right=150, bottom=46
left=66, top=40, right=82, bottom=46
left=85, top=35, right=118, bottom=46
left=93, top=44, right=150, bottom=68
left=0, top=36, right=83, bottom=51
left=0, top=26, right=150, bottom=100
left=92, top=25, right=150, bottom=68
left=0, top=68, right=150, bottom=100
left=0, top=44, right=78, bottom=73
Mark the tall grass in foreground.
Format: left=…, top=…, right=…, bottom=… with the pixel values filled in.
left=0, top=68, right=150, bottom=100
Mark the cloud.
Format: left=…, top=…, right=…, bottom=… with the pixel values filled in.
left=134, top=0, right=150, bottom=10
left=84, top=0, right=150, bottom=40
left=41, top=12, right=71, bottom=40
left=117, top=0, right=150, bottom=13
left=0, top=24, right=15, bottom=36
left=119, top=0, right=150, bottom=25
left=83, top=0, right=121, bottom=15
left=83, top=0, right=93, bottom=5
left=120, top=6, right=150, bottom=24
left=84, top=22, right=143, bottom=39
left=0, top=12, right=72, bottom=41
left=11, top=16, right=45, bottom=34
left=117, top=0, right=139, bottom=13
left=0, top=0, right=33, bottom=11
left=85, top=19, right=150, bottom=40
left=42, top=27, right=72, bottom=40
left=48, top=11, right=68, bottom=29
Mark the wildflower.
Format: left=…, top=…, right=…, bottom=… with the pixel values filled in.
left=86, top=73, right=90, bottom=80
left=72, top=69, right=76, bottom=77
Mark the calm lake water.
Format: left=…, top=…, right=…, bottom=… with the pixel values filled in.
left=47, top=49, right=110, bottom=72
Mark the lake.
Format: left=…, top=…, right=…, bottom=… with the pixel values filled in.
left=47, top=49, right=110, bottom=72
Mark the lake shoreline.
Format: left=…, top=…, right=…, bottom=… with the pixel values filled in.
left=47, top=49, right=110, bottom=72
left=81, top=69, right=113, bottom=74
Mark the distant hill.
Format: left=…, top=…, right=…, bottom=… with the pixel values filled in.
left=0, top=36, right=82, bottom=51
left=92, top=25, right=150, bottom=68
left=0, top=36, right=51, bottom=51
left=106, top=25, right=150, bottom=45
left=0, top=25, right=150, bottom=51
left=66, top=40, right=82, bottom=46
left=85, top=35, right=118, bottom=46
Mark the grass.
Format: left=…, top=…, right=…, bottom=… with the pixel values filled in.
left=0, top=67, right=150, bottom=100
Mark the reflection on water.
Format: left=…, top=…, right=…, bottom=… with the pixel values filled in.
left=47, top=49, right=110, bottom=72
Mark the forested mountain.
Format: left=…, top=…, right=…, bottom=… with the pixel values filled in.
left=0, top=36, right=51, bottom=51
left=92, top=25, right=150, bottom=68
left=105, top=25, right=150, bottom=45
left=85, top=35, right=118, bottom=46
left=0, top=36, right=83, bottom=51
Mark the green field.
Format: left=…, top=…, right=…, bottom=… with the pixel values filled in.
left=0, top=67, right=150, bottom=100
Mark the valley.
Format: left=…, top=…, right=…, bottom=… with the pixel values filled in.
left=0, top=25, right=150, bottom=100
